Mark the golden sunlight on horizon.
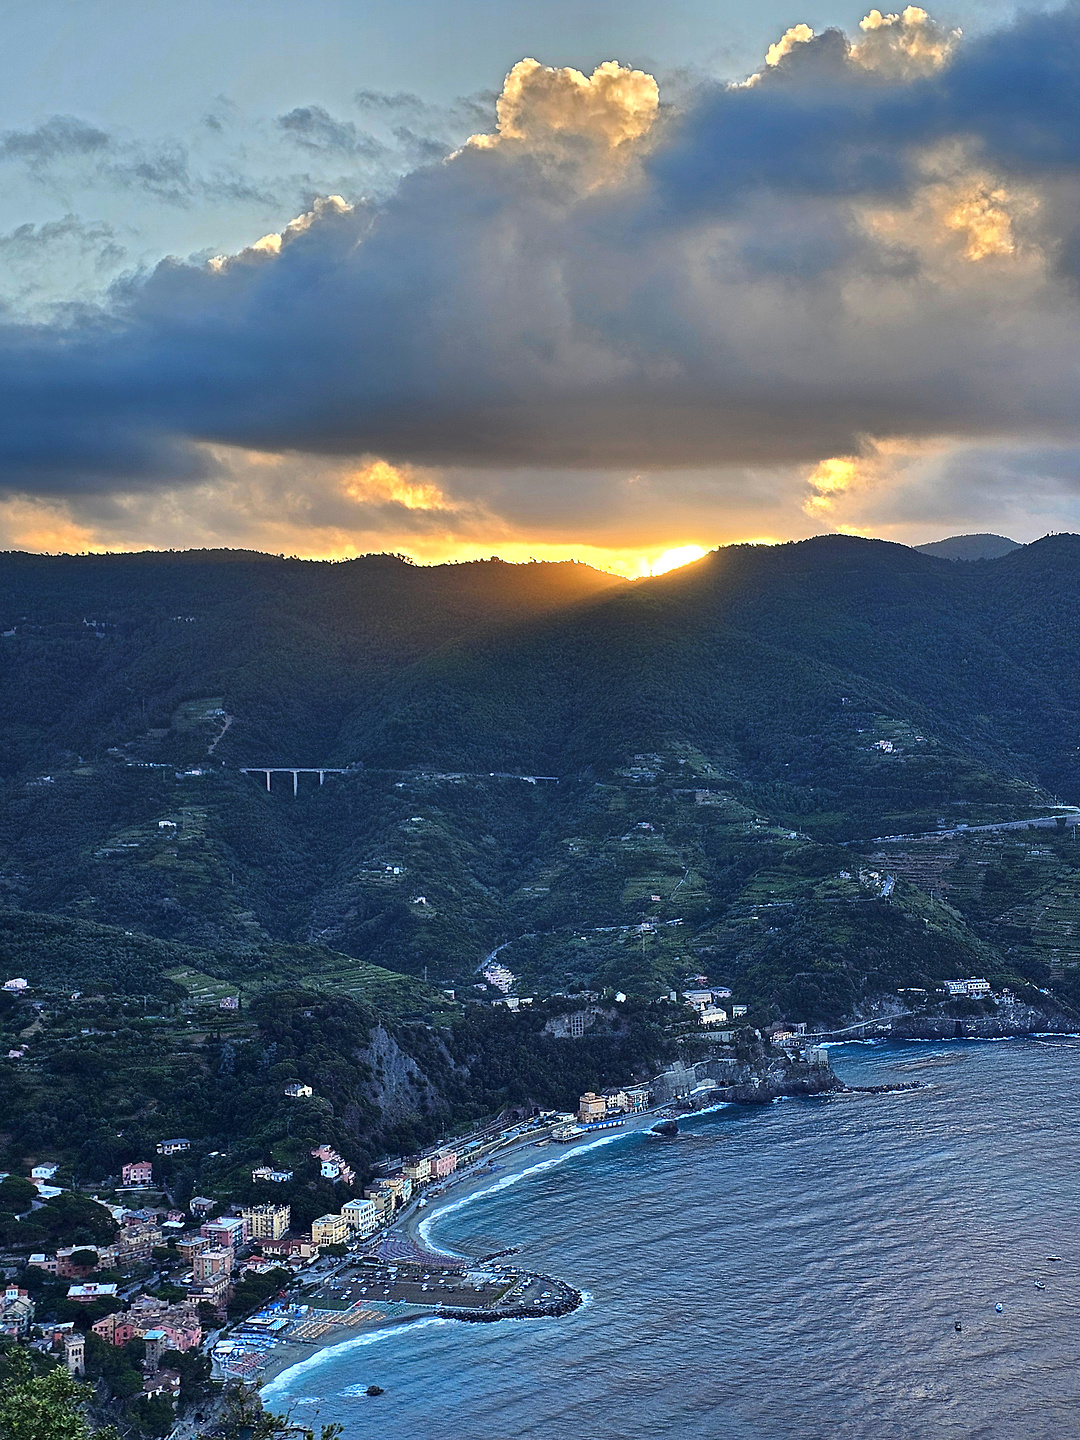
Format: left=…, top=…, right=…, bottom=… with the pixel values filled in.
left=0, top=492, right=788, bottom=576
left=643, top=544, right=708, bottom=576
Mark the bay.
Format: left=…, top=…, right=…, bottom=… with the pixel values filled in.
left=263, top=1039, right=1080, bottom=1438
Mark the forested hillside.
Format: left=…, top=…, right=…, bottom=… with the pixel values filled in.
left=5, top=536, right=1080, bottom=1027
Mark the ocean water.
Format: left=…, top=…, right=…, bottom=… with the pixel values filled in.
left=263, top=1039, right=1080, bottom=1438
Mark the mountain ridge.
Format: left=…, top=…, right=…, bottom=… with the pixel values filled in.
left=4, top=535, right=1080, bottom=1024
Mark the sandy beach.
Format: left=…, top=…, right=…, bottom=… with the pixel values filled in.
left=257, top=1114, right=660, bottom=1394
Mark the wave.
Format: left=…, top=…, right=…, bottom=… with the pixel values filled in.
left=260, top=1317, right=450, bottom=1401
left=417, top=1130, right=637, bottom=1252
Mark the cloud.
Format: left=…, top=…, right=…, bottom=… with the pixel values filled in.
left=1, top=7, right=1080, bottom=560
left=466, top=58, right=659, bottom=158
left=0, top=116, right=111, bottom=167
left=0, top=215, right=125, bottom=314
left=277, top=106, right=386, bottom=160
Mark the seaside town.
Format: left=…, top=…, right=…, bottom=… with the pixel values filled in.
left=0, top=1077, right=669, bottom=1419
left=0, top=967, right=1006, bottom=1431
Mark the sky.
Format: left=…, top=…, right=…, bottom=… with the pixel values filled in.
left=0, top=0, right=1077, bottom=573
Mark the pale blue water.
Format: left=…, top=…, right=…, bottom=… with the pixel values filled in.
left=263, top=1040, right=1080, bottom=1438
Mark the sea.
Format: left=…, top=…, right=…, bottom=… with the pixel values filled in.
left=262, top=1038, right=1080, bottom=1439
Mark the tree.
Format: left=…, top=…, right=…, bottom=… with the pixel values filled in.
left=0, top=1177, right=37, bottom=1214
left=68, top=1250, right=99, bottom=1271
left=0, top=1347, right=119, bottom=1440
left=131, top=1396, right=173, bottom=1437
left=219, top=1388, right=342, bottom=1440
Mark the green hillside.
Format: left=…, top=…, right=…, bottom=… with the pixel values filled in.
left=4, top=537, right=1080, bottom=1023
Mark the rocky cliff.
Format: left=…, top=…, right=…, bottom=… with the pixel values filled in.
left=650, top=1036, right=842, bottom=1107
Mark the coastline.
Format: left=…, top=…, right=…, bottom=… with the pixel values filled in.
left=255, top=1046, right=838, bottom=1398
left=257, top=1114, right=661, bottom=1394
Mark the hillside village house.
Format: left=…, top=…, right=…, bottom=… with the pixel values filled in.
left=260, top=1236, right=317, bottom=1262
left=404, top=1156, right=431, bottom=1185
left=189, top=1196, right=214, bottom=1215
left=945, top=977, right=992, bottom=997
left=156, top=1138, right=190, bottom=1156
left=122, top=1161, right=154, bottom=1186
left=2, top=978, right=28, bottom=992
left=67, top=1282, right=118, bottom=1303
left=0, top=1285, right=34, bottom=1337
left=252, top=1166, right=293, bottom=1184
left=93, top=1296, right=202, bottom=1352
left=31, top=1164, right=58, bottom=1181
left=284, top=1082, right=313, bottom=1098
left=177, top=1235, right=209, bottom=1264
left=117, top=1220, right=163, bottom=1264
left=311, top=1144, right=355, bottom=1185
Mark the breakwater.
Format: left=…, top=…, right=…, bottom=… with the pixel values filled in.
left=263, top=1038, right=1080, bottom=1438
left=438, top=1290, right=582, bottom=1324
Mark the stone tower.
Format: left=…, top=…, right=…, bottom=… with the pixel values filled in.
left=63, top=1331, right=85, bottom=1377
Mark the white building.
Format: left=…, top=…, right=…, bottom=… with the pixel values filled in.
left=342, top=1198, right=379, bottom=1236
left=945, top=978, right=992, bottom=998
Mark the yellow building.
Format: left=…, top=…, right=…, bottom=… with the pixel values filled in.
left=241, top=1204, right=290, bottom=1241
left=577, top=1092, right=606, bottom=1123
left=363, top=1188, right=396, bottom=1225
left=404, top=1156, right=431, bottom=1185
left=311, top=1213, right=350, bottom=1248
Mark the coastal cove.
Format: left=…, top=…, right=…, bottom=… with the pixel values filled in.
left=262, top=1039, right=1080, bottom=1439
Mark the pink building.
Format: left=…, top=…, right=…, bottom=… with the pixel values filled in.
left=200, top=1216, right=246, bottom=1247
left=430, top=1151, right=458, bottom=1179
left=92, top=1313, right=140, bottom=1347
left=158, top=1321, right=201, bottom=1352
left=121, top=1161, right=153, bottom=1186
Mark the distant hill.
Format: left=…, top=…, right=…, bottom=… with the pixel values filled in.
left=914, top=533, right=1021, bottom=561
left=6, top=538, right=1080, bottom=1021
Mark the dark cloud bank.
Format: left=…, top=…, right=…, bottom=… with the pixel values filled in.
left=4, top=4, right=1080, bottom=498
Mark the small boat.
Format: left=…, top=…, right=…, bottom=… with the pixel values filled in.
left=1034, top=1281, right=1045, bottom=1290
left=1047, top=1255, right=1063, bottom=1262
left=995, top=1304, right=1003, bottom=1313
left=954, top=1321, right=962, bottom=1332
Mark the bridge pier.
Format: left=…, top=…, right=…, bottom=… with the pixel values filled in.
left=239, top=766, right=349, bottom=797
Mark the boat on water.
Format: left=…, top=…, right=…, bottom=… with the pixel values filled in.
left=1034, top=1280, right=1045, bottom=1290
left=1047, top=1255, right=1063, bottom=1262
